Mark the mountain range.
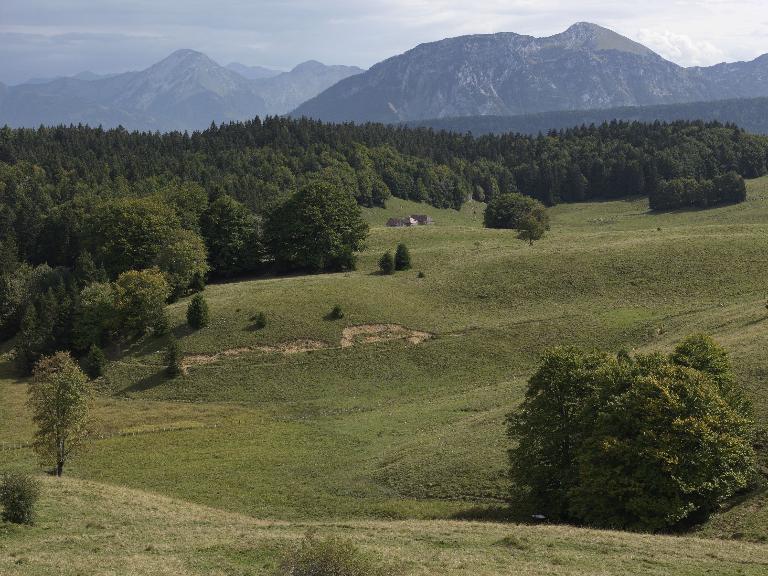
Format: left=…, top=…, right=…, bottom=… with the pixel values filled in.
left=3, top=23, right=768, bottom=133
left=293, top=22, right=768, bottom=123
left=0, top=50, right=363, bottom=131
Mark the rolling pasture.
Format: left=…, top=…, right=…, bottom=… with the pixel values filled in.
left=3, top=177, right=768, bottom=574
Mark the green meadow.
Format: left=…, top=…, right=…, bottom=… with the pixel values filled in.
left=3, top=177, right=768, bottom=573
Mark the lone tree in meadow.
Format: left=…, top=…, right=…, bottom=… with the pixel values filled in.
left=187, top=293, right=210, bottom=329
left=508, top=335, right=755, bottom=532
left=378, top=251, right=395, bottom=275
left=394, top=243, right=412, bottom=271
left=484, top=192, right=550, bottom=231
left=27, top=352, right=91, bottom=477
left=517, top=215, right=546, bottom=246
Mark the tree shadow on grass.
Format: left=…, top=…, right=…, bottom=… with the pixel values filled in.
left=118, top=369, right=169, bottom=395
left=450, top=505, right=522, bottom=523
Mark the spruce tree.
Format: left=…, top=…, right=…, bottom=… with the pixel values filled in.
left=81, top=344, right=106, bottom=380
left=394, top=243, right=411, bottom=271
left=378, top=251, right=395, bottom=275
left=165, top=337, right=182, bottom=378
left=187, top=293, right=210, bottom=329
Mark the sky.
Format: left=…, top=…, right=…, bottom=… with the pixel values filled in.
left=1, top=0, right=766, bottom=85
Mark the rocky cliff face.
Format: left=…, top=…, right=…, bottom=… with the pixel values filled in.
left=293, top=23, right=768, bottom=123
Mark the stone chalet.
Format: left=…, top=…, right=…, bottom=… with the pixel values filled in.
left=386, top=214, right=435, bottom=227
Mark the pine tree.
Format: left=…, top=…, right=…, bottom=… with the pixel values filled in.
left=81, top=344, right=106, bottom=380
left=394, top=243, right=411, bottom=271
left=164, top=337, right=182, bottom=378
left=186, top=293, right=210, bottom=329
left=378, top=251, right=395, bottom=275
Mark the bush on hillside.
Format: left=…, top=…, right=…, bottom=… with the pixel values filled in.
left=277, top=533, right=391, bottom=576
left=187, top=293, right=210, bottom=329
left=0, top=471, right=41, bottom=525
left=394, top=243, right=411, bottom=271
left=508, top=336, right=755, bottom=532
left=328, top=305, right=344, bottom=320
left=251, top=312, right=267, bottom=330
left=378, top=252, right=395, bottom=275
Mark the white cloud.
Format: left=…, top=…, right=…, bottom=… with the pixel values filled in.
left=637, top=29, right=726, bottom=66
left=0, top=0, right=766, bottom=83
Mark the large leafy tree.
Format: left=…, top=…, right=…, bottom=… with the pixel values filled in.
left=570, top=361, right=753, bottom=531
left=155, top=229, right=209, bottom=300
left=27, top=352, right=91, bottom=476
left=508, top=338, right=755, bottom=531
left=201, top=195, right=264, bottom=278
left=266, top=181, right=369, bottom=272
left=484, top=192, right=550, bottom=231
left=85, top=197, right=181, bottom=278
left=113, top=268, right=171, bottom=336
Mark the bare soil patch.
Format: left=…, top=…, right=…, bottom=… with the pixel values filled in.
left=341, top=324, right=433, bottom=348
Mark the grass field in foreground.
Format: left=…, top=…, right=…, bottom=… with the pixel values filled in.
left=2, top=476, right=767, bottom=576
left=2, top=179, right=768, bottom=573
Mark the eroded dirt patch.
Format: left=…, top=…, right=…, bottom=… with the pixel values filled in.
left=181, top=325, right=431, bottom=373
left=255, top=339, right=329, bottom=355
left=341, top=324, right=433, bottom=348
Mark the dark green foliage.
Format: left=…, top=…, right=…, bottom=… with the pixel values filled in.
left=378, top=252, right=395, bottom=275
left=251, top=312, right=267, bottom=330
left=0, top=471, right=41, bottom=525
left=394, top=243, right=411, bottom=271
left=508, top=338, right=755, bottom=531
left=81, top=344, right=106, bottom=380
left=201, top=196, right=264, bottom=278
left=266, top=181, right=368, bottom=272
left=73, top=251, right=106, bottom=286
left=164, top=337, right=182, bottom=378
left=484, top=193, right=550, bottom=230
left=649, top=172, right=747, bottom=210
left=417, top=271, right=425, bottom=279
left=277, top=533, right=391, bottom=576
left=84, top=197, right=181, bottom=278
left=186, top=294, right=210, bottom=330
left=190, top=271, right=206, bottom=293
left=328, top=305, right=344, bottom=320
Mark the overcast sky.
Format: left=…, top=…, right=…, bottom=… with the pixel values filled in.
left=1, top=0, right=766, bottom=84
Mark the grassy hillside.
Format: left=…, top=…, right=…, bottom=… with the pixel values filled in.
left=3, top=178, right=768, bottom=573
left=2, top=476, right=767, bottom=576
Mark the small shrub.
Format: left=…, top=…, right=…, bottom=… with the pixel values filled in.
left=164, top=337, right=182, bottom=378
left=394, top=243, right=411, bottom=271
left=187, top=293, right=210, bottom=329
left=277, top=533, right=390, bottom=576
left=0, top=471, right=41, bottom=525
left=251, top=312, right=267, bottom=330
left=417, top=271, right=425, bottom=279
left=378, top=251, right=395, bottom=275
left=329, top=305, right=344, bottom=320
left=81, top=344, right=106, bottom=380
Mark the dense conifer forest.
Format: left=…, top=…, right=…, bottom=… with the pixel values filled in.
left=1, top=117, right=767, bottom=372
